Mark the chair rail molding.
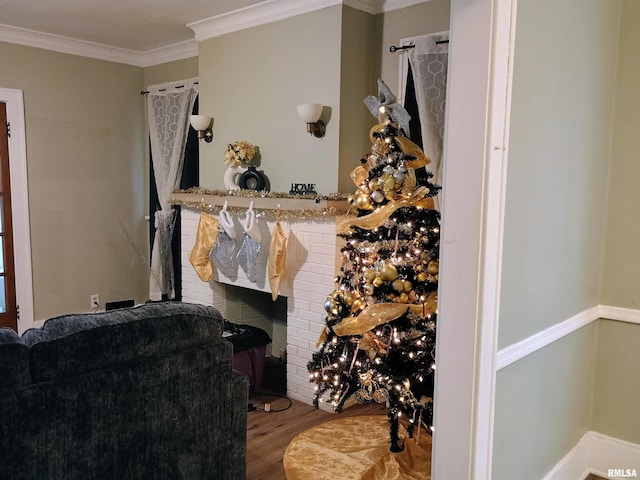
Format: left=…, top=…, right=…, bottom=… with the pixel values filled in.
left=497, top=304, right=640, bottom=371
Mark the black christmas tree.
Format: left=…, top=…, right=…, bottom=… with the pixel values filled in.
left=307, top=80, right=440, bottom=452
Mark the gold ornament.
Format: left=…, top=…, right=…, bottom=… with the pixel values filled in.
left=427, top=260, right=439, bottom=275
left=363, top=269, right=377, bottom=283
left=379, top=263, right=398, bottom=281
left=355, top=193, right=372, bottom=210
left=352, top=298, right=365, bottom=312
left=403, top=280, right=413, bottom=293
left=392, top=279, right=404, bottom=292
left=372, top=276, right=384, bottom=288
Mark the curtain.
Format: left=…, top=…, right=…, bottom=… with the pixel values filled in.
left=147, top=86, right=197, bottom=300
left=406, top=32, right=449, bottom=210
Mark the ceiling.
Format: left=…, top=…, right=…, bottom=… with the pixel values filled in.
left=0, top=0, right=417, bottom=66
left=0, top=0, right=265, bottom=52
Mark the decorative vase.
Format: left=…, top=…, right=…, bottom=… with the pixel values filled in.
left=239, top=166, right=266, bottom=191
left=224, top=165, right=248, bottom=191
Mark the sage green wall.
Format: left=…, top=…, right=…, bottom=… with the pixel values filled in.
left=591, top=320, right=640, bottom=444
left=601, top=0, right=640, bottom=309
left=197, top=7, right=343, bottom=194
left=196, top=3, right=451, bottom=194
left=493, top=0, right=620, bottom=478
left=499, top=0, right=618, bottom=348
left=0, top=42, right=149, bottom=321
left=493, top=323, right=598, bottom=480
left=144, top=57, right=198, bottom=87
left=337, top=6, right=378, bottom=193
left=379, top=0, right=451, bottom=96
left=593, top=0, right=640, bottom=447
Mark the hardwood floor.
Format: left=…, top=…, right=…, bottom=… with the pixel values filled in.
left=246, top=393, right=385, bottom=480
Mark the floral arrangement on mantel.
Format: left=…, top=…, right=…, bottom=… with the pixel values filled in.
left=224, top=141, right=258, bottom=167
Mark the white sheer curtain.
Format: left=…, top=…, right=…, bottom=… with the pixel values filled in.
left=147, top=85, right=198, bottom=300
left=406, top=32, right=449, bottom=209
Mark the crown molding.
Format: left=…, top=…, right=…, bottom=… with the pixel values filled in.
left=138, top=40, right=198, bottom=68
left=0, top=0, right=428, bottom=65
left=0, top=23, right=197, bottom=67
left=188, top=0, right=429, bottom=41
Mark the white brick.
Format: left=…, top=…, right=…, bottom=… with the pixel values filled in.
left=288, top=336, right=309, bottom=350
left=288, top=354, right=309, bottom=369
left=287, top=317, right=309, bottom=331
left=297, top=309, right=324, bottom=324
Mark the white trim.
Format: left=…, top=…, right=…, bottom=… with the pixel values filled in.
left=137, top=41, right=198, bottom=68
left=431, top=0, right=512, bottom=477
left=0, top=88, right=34, bottom=333
left=599, top=305, right=640, bottom=325
left=496, top=306, right=600, bottom=370
left=542, top=431, right=640, bottom=480
left=0, top=23, right=196, bottom=67
left=0, top=0, right=431, bottom=64
left=187, top=0, right=430, bottom=41
left=471, top=0, right=516, bottom=476
left=496, top=304, right=640, bottom=370
left=188, top=0, right=343, bottom=41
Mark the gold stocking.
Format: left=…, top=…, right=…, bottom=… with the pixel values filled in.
left=189, top=208, right=219, bottom=282
left=268, top=210, right=288, bottom=300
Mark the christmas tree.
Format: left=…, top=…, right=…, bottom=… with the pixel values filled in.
left=307, top=81, right=440, bottom=452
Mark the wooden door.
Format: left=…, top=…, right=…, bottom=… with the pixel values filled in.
left=0, top=102, right=18, bottom=330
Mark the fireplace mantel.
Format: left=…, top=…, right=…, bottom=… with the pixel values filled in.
left=170, top=190, right=350, bottom=218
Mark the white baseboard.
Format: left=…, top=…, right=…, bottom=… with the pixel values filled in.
left=543, top=431, right=640, bottom=480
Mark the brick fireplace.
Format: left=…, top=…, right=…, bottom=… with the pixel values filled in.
left=178, top=197, right=344, bottom=405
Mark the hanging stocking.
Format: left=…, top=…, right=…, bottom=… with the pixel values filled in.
left=209, top=202, right=237, bottom=277
left=268, top=207, right=288, bottom=300
left=236, top=201, right=261, bottom=283
left=188, top=206, right=219, bottom=282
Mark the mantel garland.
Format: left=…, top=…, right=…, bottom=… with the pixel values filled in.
left=171, top=187, right=351, bottom=220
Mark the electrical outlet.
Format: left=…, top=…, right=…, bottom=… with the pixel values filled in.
left=90, top=294, right=100, bottom=309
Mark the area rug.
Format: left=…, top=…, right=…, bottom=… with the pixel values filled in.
left=283, top=415, right=431, bottom=480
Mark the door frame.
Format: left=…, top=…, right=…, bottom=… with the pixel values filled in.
left=432, top=0, right=515, bottom=478
left=0, top=88, right=34, bottom=332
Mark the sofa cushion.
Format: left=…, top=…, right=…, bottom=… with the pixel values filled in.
left=22, top=302, right=224, bottom=383
left=0, top=327, right=31, bottom=388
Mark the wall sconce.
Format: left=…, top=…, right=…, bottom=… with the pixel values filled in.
left=297, top=103, right=326, bottom=138
left=189, top=115, right=213, bottom=143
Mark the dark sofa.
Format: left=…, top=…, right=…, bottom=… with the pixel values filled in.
left=0, top=302, right=248, bottom=480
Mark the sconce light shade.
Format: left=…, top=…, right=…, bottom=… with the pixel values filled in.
left=189, top=115, right=213, bottom=142
left=297, top=103, right=326, bottom=138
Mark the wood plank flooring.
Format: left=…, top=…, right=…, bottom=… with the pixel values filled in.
left=246, top=394, right=606, bottom=480
left=246, top=393, right=385, bottom=480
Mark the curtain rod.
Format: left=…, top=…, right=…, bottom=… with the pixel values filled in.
left=140, top=81, right=199, bottom=96
left=389, top=39, right=449, bottom=53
